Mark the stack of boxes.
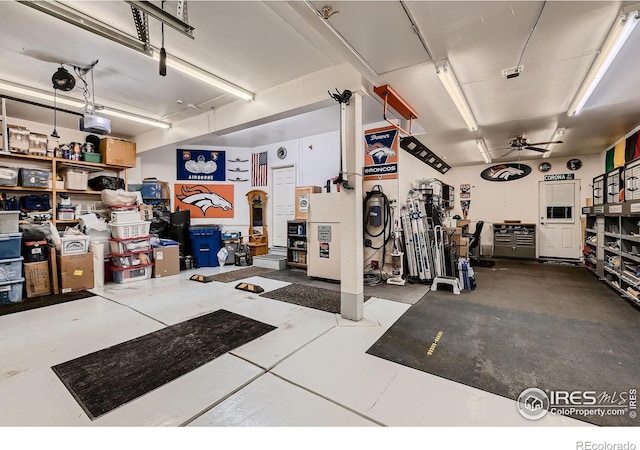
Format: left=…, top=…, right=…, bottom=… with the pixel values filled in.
left=108, top=208, right=153, bottom=283
left=56, top=234, right=93, bottom=294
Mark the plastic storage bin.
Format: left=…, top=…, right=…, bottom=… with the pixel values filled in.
left=0, top=211, right=19, bottom=233
left=64, top=169, right=89, bottom=190
left=20, top=168, right=50, bottom=188
left=0, top=166, right=19, bottom=186
left=0, top=233, right=22, bottom=259
left=111, top=264, right=153, bottom=284
left=189, top=227, right=222, bottom=268
left=24, top=240, right=48, bottom=262
left=110, top=250, right=153, bottom=268
left=109, top=236, right=151, bottom=254
left=110, top=210, right=142, bottom=224
left=0, top=257, right=24, bottom=282
left=109, top=221, right=151, bottom=239
left=0, top=278, right=24, bottom=304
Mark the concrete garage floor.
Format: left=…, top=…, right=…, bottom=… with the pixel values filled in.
left=0, top=260, right=627, bottom=427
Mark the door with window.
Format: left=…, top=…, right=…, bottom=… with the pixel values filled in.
left=272, top=166, right=296, bottom=247
left=538, top=180, right=581, bottom=259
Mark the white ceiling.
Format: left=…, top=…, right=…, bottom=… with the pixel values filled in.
left=1, top=1, right=640, bottom=167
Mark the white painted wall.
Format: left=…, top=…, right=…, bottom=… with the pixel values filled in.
left=440, top=153, right=604, bottom=254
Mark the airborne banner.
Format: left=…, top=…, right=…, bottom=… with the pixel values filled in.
left=363, top=126, right=399, bottom=181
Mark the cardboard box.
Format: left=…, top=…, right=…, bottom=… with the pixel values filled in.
left=153, top=246, right=180, bottom=278
left=141, top=179, right=169, bottom=199
left=99, top=138, right=136, bottom=167
left=49, top=247, right=59, bottom=294
left=24, top=261, right=51, bottom=298
left=58, top=252, right=94, bottom=293
left=139, top=204, right=153, bottom=221
left=295, top=186, right=322, bottom=220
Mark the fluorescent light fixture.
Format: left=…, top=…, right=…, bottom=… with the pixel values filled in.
left=543, top=128, right=566, bottom=158
left=567, top=11, right=639, bottom=116
left=152, top=53, right=254, bottom=101
left=475, top=139, right=492, bottom=164
left=0, top=80, right=171, bottom=129
left=436, top=60, right=478, bottom=132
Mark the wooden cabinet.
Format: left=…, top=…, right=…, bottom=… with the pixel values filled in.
left=493, top=223, right=536, bottom=259
left=287, top=219, right=307, bottom=269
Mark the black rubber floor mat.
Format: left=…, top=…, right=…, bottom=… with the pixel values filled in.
left=260, top=283, right=370, bottom=313
left=367, top=263, right=640, bottom=426
left=0, top=290, right=95, bottom=317
left=52, top=309, right=276, bottom=419
left=209, top=266, right=275, bottom=283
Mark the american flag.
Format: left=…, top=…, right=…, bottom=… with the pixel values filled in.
left=252, top=151, right=268, bottom=186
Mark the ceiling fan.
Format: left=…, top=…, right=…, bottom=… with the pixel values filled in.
left=493, top=134, right=563, bottom=158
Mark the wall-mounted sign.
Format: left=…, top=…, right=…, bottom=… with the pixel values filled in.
left=177, top=149, right=226, bottom=181
left=480, top=163, right=531, bottom=182
left=538, top=162, right=552, bottom=172
left=460, top=184, right=471, bottom=199
left=363, top=126, right=399, bottom=180
left=318, top=225, right=332, bottom=242
left=319, top=243, right=330, bottom=258
left=544, top=173, right=575, bottom=181
left=174, top=183, right=234, bottom=218
left=567, top=159, right=582, bottom=171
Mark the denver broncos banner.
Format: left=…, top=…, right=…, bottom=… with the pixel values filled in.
left=174, top=184, right=234, bottom=218
left=363, top=126, right=399, bottom=181
left=177, top=149, right=226, bottom=181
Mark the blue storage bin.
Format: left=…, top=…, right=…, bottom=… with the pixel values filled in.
left=189, top=227, right=222, bottom=268
left=0, top=278, right=24, bottom=304
left=0, top=233, right=22, bottom=259
left=0, top=256, right=24, bottom=282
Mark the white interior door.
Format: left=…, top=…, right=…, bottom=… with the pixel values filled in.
left=538, top=180, right=580, bottom=259
left=272, top=166, right=296, bottom=247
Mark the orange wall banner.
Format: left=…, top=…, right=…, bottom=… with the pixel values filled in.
left=363, top=126, right=399, bottom=181
left=174, top=184, right=234, bottom=218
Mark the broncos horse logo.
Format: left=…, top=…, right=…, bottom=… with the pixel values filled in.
left=489, top=165, right=524, bottom=181
left=176, top=185, right=232, bottom=214
left=367, top=142, right=396, bottom=164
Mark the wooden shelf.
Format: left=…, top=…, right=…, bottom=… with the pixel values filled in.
left=57, top=189, right=102, bottom=195
left=2, top=150, right=129, bottom=227
left=54, top=157, right=130, bottom=170
left=0, top=152, right=51, bottom=162
left=287, top=262, right=307, bottom=269
left=0, top=185, right=52, bottom=192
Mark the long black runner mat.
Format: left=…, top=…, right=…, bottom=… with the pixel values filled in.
left=0, top=290, right=95, bottom=317
left=52, top=309, right=276, bottom=419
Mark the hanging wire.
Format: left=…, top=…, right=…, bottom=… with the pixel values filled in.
left=516, top=1, right=547, bottom=71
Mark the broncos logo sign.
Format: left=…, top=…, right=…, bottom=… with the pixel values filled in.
left=480, top=163, right=531, bottom=182
left=174, top=184, right=234, bottom=218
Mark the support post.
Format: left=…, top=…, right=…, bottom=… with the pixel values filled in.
left=339, top=91, right=364, bottom=321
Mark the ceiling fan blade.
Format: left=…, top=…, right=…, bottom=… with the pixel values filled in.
left=500, top=149, right=516, bottom=158
left=488, top=146, right=515, bottom=153
left=524, top=146, right=549, bottom=153
left=527, top=140, right=563, bottom=146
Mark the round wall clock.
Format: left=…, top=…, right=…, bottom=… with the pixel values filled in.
left=277, top=147, right=287, bottom=160
left=538, top=162, right=552, bottom=172
left=567, top=159, right=582, bottom=171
